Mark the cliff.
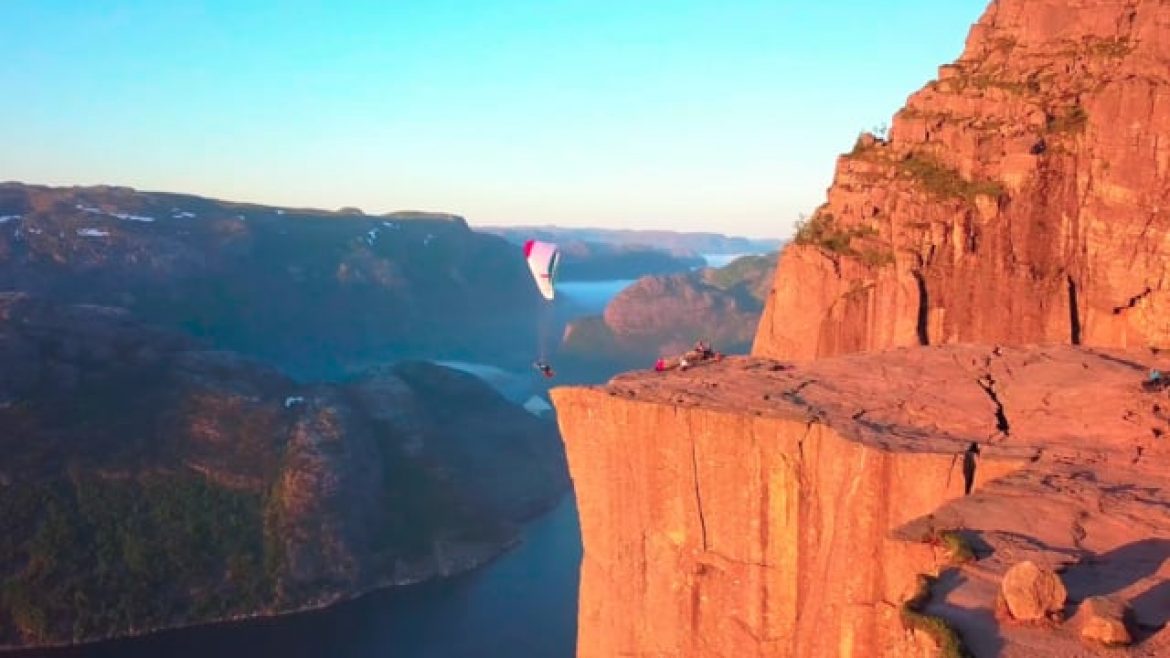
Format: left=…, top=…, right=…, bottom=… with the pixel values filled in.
left=0, top=183, right=538, bottom=377
left=554, top=1, right=1170, bottom=655
left=0, top=294, right=568, bottom=648
left=554, top=346, right=1170, bottom=657
left=754, top=0, right=1170, bottom=360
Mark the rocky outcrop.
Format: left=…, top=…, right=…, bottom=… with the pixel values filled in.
left=602, top=274, right=762, bottom=351
left=560, top=255, right=775, bottom=378
left=1073, top=596, right=1131, bottom=646
left=998, top=561, right=1067, bottom=622
left=0, top=295, right=568, bottom=649
left=553, top=345, right=1170, bottom=657
left=755, top=0, right=1170, bottom=360
left=0, top=183, right=539, bottom=377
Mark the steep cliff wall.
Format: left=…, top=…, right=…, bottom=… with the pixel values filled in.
left=554, top=346, right=1170, bottom=656
left=754, top=0, right=1170, bottom=360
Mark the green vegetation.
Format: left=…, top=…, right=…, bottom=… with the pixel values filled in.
left=794, top=213, right=895, bottom=268
left=898, top=154, right=1004, bottom=202
left=901, top=574, right=973, bottom=658
left=918, top=528, right=976, bottom=565
left=367, top=432, right=510, bottom=560
left=703, top=253, right=776, bottom=299
left=0, top=474, right=268, bottom=642
left=1047, top=105, right=1089, bottom=134
left=1087, top=36, right=1133, bottom=58
left=922, top=530, right=976, bottom=565
left=940, top=531, right=976, bottom=564
left=794, top=213, right=872, bottom=253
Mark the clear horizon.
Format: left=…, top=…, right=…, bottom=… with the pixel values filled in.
left=3, top=1, right=988, bottom=239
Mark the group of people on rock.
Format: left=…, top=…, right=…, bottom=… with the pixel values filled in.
left=655, top=340, right=723, bottom=373
left=533, top=338, right=723, bottom=380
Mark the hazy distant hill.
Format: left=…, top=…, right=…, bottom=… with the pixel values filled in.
left=482, top=225, right=782, bottom=256
left=0, top=183, right=542, bottom=377
left=481, top=228, right=706, bottom=280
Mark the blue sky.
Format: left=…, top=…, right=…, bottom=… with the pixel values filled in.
left=1, top=1, right=988, bottom=238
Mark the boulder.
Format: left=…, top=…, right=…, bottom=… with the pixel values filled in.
left=1075, top=596, right=1131, bottom=646
left=999, top=561, right=1067, bottom=622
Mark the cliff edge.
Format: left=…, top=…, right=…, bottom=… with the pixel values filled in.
left=553, top=346, right=1170, bottom=656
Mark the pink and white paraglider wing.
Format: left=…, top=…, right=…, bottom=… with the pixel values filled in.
left=523, top=240, right=559, bottom=301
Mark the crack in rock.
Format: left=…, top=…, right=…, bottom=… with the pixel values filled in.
left=976, top=373, right=1011, bottom=437
left=783, top=379, right=817, bottom=405
left=1112, top=286, right=1152, bottom=315
left=690, top=433, right=709, bottom=552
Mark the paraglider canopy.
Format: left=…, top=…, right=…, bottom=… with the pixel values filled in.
left=523, top=240, right=560, bottom=301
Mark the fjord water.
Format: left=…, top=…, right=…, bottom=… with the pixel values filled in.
left=700, top=253, right=750, bottom=269
left=16, top=496, right=581, bottom=658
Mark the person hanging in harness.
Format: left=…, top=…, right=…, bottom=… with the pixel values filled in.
left=523, top=239, right=561, bottom=382
left=534, top=360, right=555, bottom=379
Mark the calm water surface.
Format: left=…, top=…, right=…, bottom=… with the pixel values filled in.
left=555, top=279, right=635, bottom=313
left=18, top=496, right=582, bottom=658
left=700, top=253, right=751, bottom=269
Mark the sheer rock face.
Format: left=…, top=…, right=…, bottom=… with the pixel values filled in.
left=553, top=346, right=1170, bottom=657
left=754, top=0, right=1170, bottom=360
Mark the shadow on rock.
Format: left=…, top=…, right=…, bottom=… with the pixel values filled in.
left=1129, top=578, right=1170, bottom=640
left=1063, top=538, right=1170, bottom=637
left=925, top=568, right=1006, bottom=658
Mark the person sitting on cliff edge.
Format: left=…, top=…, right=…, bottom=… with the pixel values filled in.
left=691, top=339, right=723, bottom=362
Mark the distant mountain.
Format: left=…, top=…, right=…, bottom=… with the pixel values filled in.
left=0, top=183, right=541, bottom=377
left=481, top=225, right=782, bottom=256
left=0, top=294, right=568, bottom=648
left=559, top=253, right=777, bottom=375
left=551, top=240, right=705, bottom=281
left=482, top=228, right=706, bottom=281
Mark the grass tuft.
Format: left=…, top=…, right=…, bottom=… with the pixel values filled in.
left=898, top=154, right=1004, bottom=202
left=793, top=213, right=893, bottom=267
left=901, top=574, right=974, bottom=658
